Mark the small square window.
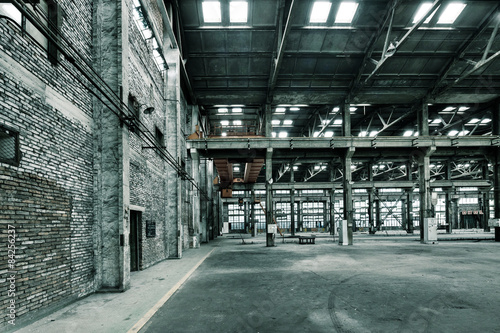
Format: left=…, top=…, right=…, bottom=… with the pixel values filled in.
left=0, top=125, right=21, bottom=166
left=155, top=126, right=164, bottom=146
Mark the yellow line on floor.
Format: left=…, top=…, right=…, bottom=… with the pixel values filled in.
left=127, top=247, right=217, bottom=333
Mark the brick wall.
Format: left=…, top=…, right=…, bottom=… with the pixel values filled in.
left=0, top=0, right=94, bottom=329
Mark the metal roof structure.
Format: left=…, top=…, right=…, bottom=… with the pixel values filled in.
left=177, top=0, right=500, bottom=184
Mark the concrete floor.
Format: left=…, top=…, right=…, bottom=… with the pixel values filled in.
left=141, top=234, right=500, bottom=333
left=14, top=232, right=500, bottom=333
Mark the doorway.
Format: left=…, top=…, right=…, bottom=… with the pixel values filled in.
left=130, top=210, right=142, bottom=271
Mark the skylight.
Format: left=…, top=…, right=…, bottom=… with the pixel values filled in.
left=230, top=1, right=248, bottom=23
left=293, top=166, right=299, bottom=171
left=333, top=119, right=343, bottom=125
left=442, top=106, right=455, bottom=112
left=458, top=106, right=469, bottom=112
left=278, top=131, right=288, bottom=138
left=202, top=1, right=221, bottom=23
left=218, top=107, right=228, bottom=113
left=220, top=120, right=229, bottom=126
left=324, top=131, right=334, bottom=137
left=437, top=3, right=466, bottom=24
left=232, top=107, right=242, bottom=113
left=335, top=2, right=359, bottom=24
left=290, top=107, right=300, bottom=111
left=413, top=2, right=435, bottom=23
left=272, top=132, right=277, bottom=138
left=358, top=131, right=368, bottom=137
left=458, top=130, right=469, bottom=136
left=221, top=132, right=227, bottom=137
left=234, top=166, right=240, bottom=171
left=313, top=131, right=320, bottom=137
left=481, top=118, right=491, bottom=124
left=233, top=120, right=242, bottom=125
left=310, top=1, right=332, bottom=23
left=283, top=120, right=293, bottom=125
left=275, top=107, right=286, bottom=113
left=467, top=118, right=480, bottom=124
left=272, top=120, right=281, bottom=125
left=369, top=131, right=378, bottom=137
left=448, top=130, right=459, bottom=136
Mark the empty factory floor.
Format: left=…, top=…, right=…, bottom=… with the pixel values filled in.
left=16, top=232, right=500, bottom=333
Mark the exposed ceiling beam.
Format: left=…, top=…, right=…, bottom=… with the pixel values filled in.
left=267, top=0, right=295, bottom=104
left=428, top=5, right=500, bottom=100
left=365, top=0, right=444, bottom=83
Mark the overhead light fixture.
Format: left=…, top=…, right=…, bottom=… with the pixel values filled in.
left=335, top=2, right=359, bottom=24
left=229, top=1, right=248, bottom=23
left=202, top=1, right=221, bottom=23
left=310, top=1, right=332, bottom=23
left=438, top=3, right=466, bottom=24
left=403, top=130, right=413, bottom=137
left=234, top=166, right=240, bottom=171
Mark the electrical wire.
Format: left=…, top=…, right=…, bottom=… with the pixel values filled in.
left=6, top=0, right=210, bottom=200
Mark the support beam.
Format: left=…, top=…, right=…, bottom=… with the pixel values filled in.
left=191, top=149, right=201, bottom=246
left=342, top=102, right=351, bottom=137
left=267, top=0, right=296, bottom=103
left=290, top=165, right=295, bottom=236
left=342, top=147, right=355, bottom=245
left=265, top=148, right=274, bottom=246
left=365, top=0, right=443, bottom=83
left=418, top=147, right=436, bottom=242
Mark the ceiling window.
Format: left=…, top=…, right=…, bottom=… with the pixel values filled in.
left=278, top=131, right=288, bottom=138
left=220, top=120, right=229, bottom=126
left=272, top=120, right=281, bottom=125
left=324, top=131, right=334, bottom=137
left=335, top=2, right=359, bottom=24
left=310, top=1, right=332, bottom=23
left=289, top=107, right=300, bottom=111
left=413, top=2, right=435, bottom=23
left=437, top=3, right=466, bottom=24
left=230, top=1, right=248, bottom=23
left=233, top=120, right=242, bottom=125
left=232, top=107, right=242, bottom=113
left=202, top=1, right=221, bottom=23
left=218, top=107, right=229, bottom=113
left=283, top=120, right=293, bottom=125
left=275, top=107, right=286, bottom=113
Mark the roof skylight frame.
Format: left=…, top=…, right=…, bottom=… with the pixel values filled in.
left=202, top=1, right=222, bottom=23
left=437, top=2, right=466, bottom=24
left=229, top=1, right=248, bottom=23
left=309, top=1, right=332, bottom=24
left=334, top=1, right=359, bottom=24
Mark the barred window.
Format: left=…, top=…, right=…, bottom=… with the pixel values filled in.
left=0, top=125, right=21, bottom=166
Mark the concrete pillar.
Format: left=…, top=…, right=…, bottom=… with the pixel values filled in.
left=417, top=103, right=429, bottom=136
left=290, top=165, right=295, bottom=236
left=418, top=148, right=435, bottom=242
left=406, top=189, right=414, bottom=234
left=297, top=200, right=302, bottom=231
left=342, top=102, right=351, bottom=137
left=493, top=101, right=500, bottom=240
left=199, top=159, right=208, bottom=243
left=265, top=148, right=275, bottom=246
left=93, top=0, right=130, bottom=291
left=342, top=147, right=355, bottom=245
left=265, top=104, right=272, bottom=138
left=368, top=188, right=375, bottom=234
left=482, top=161, right=491, bottom=232
left=401, top=197, right=407, bottom=231
left=251, top=187, right=256, bottom=237
left=191, top=149, right=201, bottom=246
left=207, top=159, right=214, bottom=240
left=375, top=194, right=381, bottom=231
left=329, top=188, right=335, bottom=236
left=445, top=189, right=454, bottom=234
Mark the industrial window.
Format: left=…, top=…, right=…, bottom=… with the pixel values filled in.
left=334, top=2, right=358, bottom=24
left=309, top=1, right=331, bottom=23
left=132, top=0, right=167, bottom=74
left=0, top=0, right=60, bottom=65
left=227, top=203, right=244, bottom=230
left=0, top=125, right=21, bottom=166
left=229, top=1, right=247, bottom=23
left=155, top=126, right=164, bottom=146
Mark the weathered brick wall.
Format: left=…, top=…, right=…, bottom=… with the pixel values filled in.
left=0, top=0, right=94, bottom=329
left=127, top=0, right=173, bottom=268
